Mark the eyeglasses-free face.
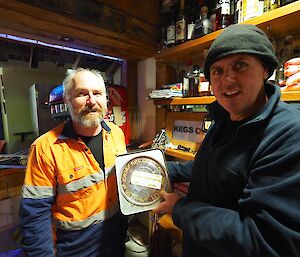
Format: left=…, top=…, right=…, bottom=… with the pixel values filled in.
left=210, top=54, right=269, bottom=121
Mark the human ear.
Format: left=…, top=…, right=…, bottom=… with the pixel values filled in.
left=263, top=68, right=269, bottom=80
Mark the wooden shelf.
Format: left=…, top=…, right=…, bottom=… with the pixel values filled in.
left=280, top=91, right=300, bottom=102
left=154, top=91, right=300, bottom=106
left=155, top=2, right=300, bottom=63
left=165, top=148, right=195, bottom=160
left=154, top=96, right=215, bottom=106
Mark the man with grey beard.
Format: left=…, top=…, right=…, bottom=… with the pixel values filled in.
left=19, top=68, right=128, bottom=257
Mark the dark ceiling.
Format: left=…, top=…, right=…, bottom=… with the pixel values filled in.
left=0, top=39, right=118, bottom=72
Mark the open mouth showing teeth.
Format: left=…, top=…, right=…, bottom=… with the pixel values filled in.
left=224, top=90, right=239, bottom=96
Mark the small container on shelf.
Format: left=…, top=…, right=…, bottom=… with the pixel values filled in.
left=49, top=84, right=70, bottom=121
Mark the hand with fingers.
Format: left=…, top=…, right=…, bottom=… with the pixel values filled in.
left=153, top=190, right=182, bottom=215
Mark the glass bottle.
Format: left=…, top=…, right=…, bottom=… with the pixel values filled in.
left=159, top=27, right=167, bottom=50
left=176, top=0, right=187, bottom=44
left=234, top=0, right=243, bottom=23
left=187, top=17, right=195, bottom=41
left=193, top=6, right=212, bottom=39
left=281, top=0, right=297, bottom=5
left=263, top=0, right=270, bottom=12
left=213, top=1, right=221, bottom=31
left=192, top=7, right=204, bottom=39
left=166, top=11, right=176, bottom=47
left=183, top=59, right=193, bottom=97
left=201, top=6, right=213, bottom=35
left=192, top=65, right=200, bottom=97
left=216, top=0, right=233, bottom=30
left=276, top=35, right=294, bottom=86
left=270, top=0, right=280, bottom=10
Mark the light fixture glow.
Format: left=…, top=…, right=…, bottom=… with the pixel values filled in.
left=0, top=33, right=122, bottom=62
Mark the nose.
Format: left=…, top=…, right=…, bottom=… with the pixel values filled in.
left=86, top=92, right=96, bottom=104
left=223, top=68, right=236, bottom=83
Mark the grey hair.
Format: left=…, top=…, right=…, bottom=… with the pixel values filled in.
left=62, top=68, right=105, bottom=101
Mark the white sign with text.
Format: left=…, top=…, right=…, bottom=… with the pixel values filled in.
left=172, top=120, right=203, bottom=143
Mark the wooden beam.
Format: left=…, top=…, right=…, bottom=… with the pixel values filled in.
left=0, top=0, right=161, bottom=60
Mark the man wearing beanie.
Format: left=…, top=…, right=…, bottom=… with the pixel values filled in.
left=154, top=24, right=300, bottom=257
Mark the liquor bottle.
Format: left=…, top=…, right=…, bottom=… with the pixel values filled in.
left=176, top=0, right=187, bottom=44
left=192, top=65, right=200, bottom=96
left=212, top=0, right=221, bottom=31
left=234, top=0, right=243, bottom=23
left=281, top=0, right=297, bottom=5
left=263, top=0, right=270, bottom=12
left=192, top=7, right=204, bottom=39
left=199, top=71, right=211, bottom=96
left=216, top=0, right=233, bottom=30
left=243, top=0, right=261, bottom=21
left=258, top=0, right=265, bottom=15
left=193, top=6, right=212, bottom=39
left=166, top=11, right=176, bottom=47
left=270, top=0, right=280, bottom=10
left=159, top=27, right=167, bottom=50
left=183, top=59, right=193, bottom=97
left=201, top=6, right=213, bottom=35
left=276, top=35, right=294, bottom=86
left=187, top=17, right=195, bottom=41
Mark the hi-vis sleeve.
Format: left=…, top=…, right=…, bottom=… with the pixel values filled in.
left=19, top=145, right=56, bottom=257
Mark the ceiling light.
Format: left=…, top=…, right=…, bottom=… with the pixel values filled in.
left=58, top=35, right=73, bottom=42
left=0, top=33, right=123, bottom=62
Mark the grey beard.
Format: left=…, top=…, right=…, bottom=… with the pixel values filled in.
left=68, top=105, right=105, bottom=128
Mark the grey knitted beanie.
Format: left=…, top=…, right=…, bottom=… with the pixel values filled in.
left=204, top=24, right=278, bottom=81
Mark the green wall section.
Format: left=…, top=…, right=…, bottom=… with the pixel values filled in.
left=1, top=67, right=64, bottom=153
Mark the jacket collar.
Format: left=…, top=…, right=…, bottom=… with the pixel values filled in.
left=58, top=119, right=111, bottom=140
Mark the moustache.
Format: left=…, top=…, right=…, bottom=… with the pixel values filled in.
left=81, top=106, right=101, bottom=114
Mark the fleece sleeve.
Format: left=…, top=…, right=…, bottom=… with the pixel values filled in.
left=166, top=160, right=193, bottom=184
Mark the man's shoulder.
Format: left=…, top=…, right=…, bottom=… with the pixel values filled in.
left=105, top=121, right=123, bottom=134
left=32, top=123, right=65, bottom=148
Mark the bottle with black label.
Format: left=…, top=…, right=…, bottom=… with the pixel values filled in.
left=193, top=5, right=213, bottom=39
left=192, top=8, right=204, bottom=39
left=216, top=0, right=233, bottom=30
left=176, top=0, right=186, bottom=44
left=166, top=10, right=176, bottom=47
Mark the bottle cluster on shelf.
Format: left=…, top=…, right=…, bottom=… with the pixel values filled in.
left=182, top=58, right=212, bottom=97
left=160, top=0, right=298, bottom=49
left=50, top=102, right=68, bottom=115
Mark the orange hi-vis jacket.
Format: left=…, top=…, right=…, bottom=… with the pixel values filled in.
left=19, top=120, right=127, bottom=257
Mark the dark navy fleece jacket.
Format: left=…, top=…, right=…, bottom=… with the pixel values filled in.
left=171, top=83, right=300, bottom=257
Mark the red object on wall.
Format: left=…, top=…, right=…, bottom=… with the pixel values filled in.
left=106, top=85, right=131, bottom=145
